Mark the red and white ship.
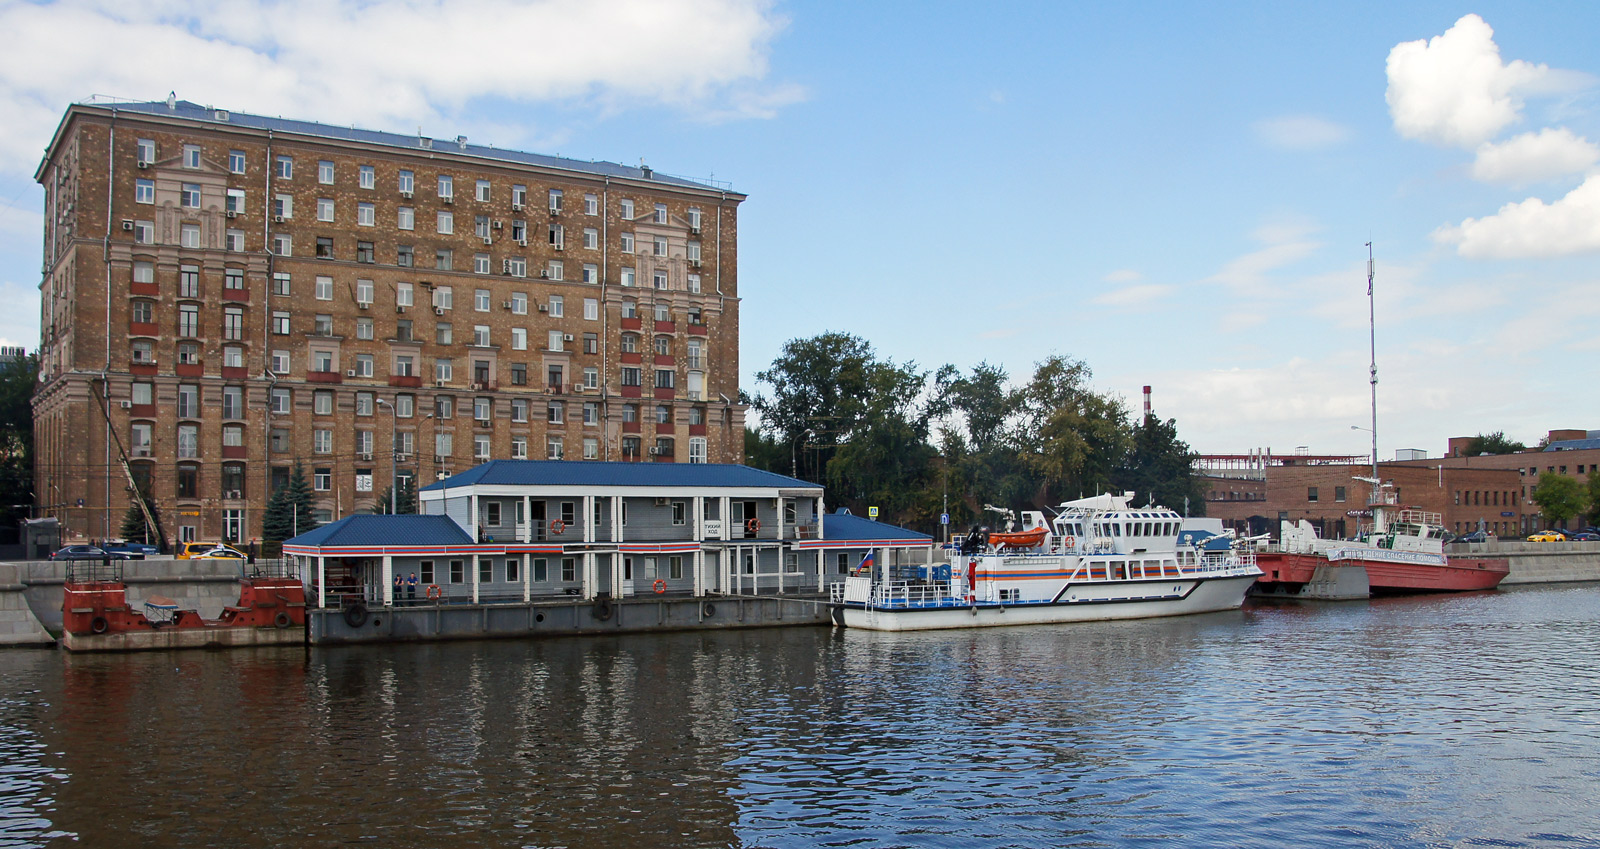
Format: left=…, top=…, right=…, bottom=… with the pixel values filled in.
left=1254, top=478, right=1508, bottom=598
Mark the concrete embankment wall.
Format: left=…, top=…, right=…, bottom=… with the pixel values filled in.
left=1448, top=541, right=1600, bottom=584
left=310, top=594, right=835, bottom=645
left=2, top=559, right=248, bottom=639
left=0, top=563, right=53, bottom=645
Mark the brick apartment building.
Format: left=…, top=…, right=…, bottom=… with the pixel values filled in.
left=34, top=97, right=747, bottom=545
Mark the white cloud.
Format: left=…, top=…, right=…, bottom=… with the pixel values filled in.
left=0, top=0, right=800, bottom=173
left=1470, top=127, right=1600, bottom=183
left=1204, top=219, right=1321, bottom=296
left=1103, top=269, right=1141, bottom=283
left=1385, top=14, right=1549, bottom=148
left=1253, top=114, right=1351, bottom=150
left=1434, top=174, right=1600, bottom=258
left=1091, top=283, right=1174, bottom=308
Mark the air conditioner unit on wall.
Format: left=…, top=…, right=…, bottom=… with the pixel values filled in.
left=121, top=220, right=133, bottom=231
left=441, top=196, right=454, bottom=204
left=346, top=369, right=357, bottom=377
left=119, top=400, right=133, bottom=409
left=400, top=190, right=414, bottom=199
left=434, top=307, right=445, bottom=316
left=225, top=490, right=241, bottom=500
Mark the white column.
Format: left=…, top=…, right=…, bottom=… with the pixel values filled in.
left=524, top=495, right=532, bottom=542
left=522, top=552, right=531, bottom=602
left=382, top=554, right=394, bottom=606
left=692, top=548, right=704, bottom=597
left=776, top=497, right=785, bottom=544
left=583, top=495, right=594, bottom=543
left=720, top=496, right=731, bottom=541
left=584, top=552, right=597, bottom=599
left=471, top=553, right=480, bottom=603
left=317, top=556, right=326, bottom=609
left=612, top=496, right=623, bottom=543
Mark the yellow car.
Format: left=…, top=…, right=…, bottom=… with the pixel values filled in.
left=194, top=545, right=247, bottom=560
left=177, top=541, right=223, bottom=559
left=1526, top=530, right=1567, bottom=542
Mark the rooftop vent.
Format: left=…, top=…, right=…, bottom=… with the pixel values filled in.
left=456, top=135, right=468, bottom=150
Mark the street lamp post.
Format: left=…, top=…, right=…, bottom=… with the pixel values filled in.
left=376, top=398, right=397, bottom=514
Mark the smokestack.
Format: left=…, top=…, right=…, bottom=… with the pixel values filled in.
left=1143, top=385, right=1152, bottom=419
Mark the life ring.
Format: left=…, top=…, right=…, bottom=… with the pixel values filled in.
left=551, top=519, right=566, bottom=534
left=426, top=584, right=442, bottom=601
left=343, top=604, right=369, bottom=628
left=1064, top=535, right=1075, bottom=549
left=702, top=602, right=716, bottom=617
left=274, top=611, right=292, bottom=629
left=593, top=599, right=613, bottom=621
left=745, top=518, right=760, bottom=534
left=652, top=579, right=667, bottom=594
left=90, top=616, right=109, bottom=635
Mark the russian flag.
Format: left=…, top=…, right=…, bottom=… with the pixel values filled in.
left=855, top=551, right=875, bottom=574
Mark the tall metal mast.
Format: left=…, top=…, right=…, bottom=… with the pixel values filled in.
left=1366, top=243, right=1378, bottom=492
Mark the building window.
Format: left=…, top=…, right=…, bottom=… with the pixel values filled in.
left=436, top=432, right=453, bottom=457
left=473, top=325, right=490, bottom=347
left=436, top=249, right=453, bottom=271
left=180, top=224, right=200, bottom=248
left=358, top=203, right=375, bottom=227
left=399, top=170, right=414, bottom=194
left=223, top=307, right=243, bottom=340
left=178, top=305, right=200, bottom=337
left=176, top=464, right=198, bottom=498
left=583, top=367, right=599, bottom=389
left=511, top=437, right=527, bottom=460
left=316, top=237, right=333, bottom=258
left=437, top=210, right=453, bottom=234
left=476, top=179, right=491, bottom=202
left=1307, top=487, right=1319, bottom=503
left=474, top=253, right=490, bottom=274
left=547, top=437, right=564, bottom=460
left=314, top=467, right=332, bottom=491
left=475, top=436, right=490, bottom=460
left=621, top=367, right=641, bottom=387
left=176, top=384, right=199, bottom=418
left=548, top=401, right=565, bottom=424
left=511, top=328, right=526, bottom=350
left=272, top=311, right=290, bottom=335
left=511, top=398, right=528, bottom=422
left=318, top=160, right=334, bottom=184
left=133, top=220, right=154, bottom=243
left=225, top=229, right=245, bottom=252
left=184, top=144, right=201, bottom=169
left=620, top=198, right=634, bottom=219
left=620, top=232, right=634, bottom=253
left=655, top=369, right=675, bottom=389
left=475, top=289, right=491, bottom=312
left=359, top=164, right=375, bottom=189
left=435, top=358, right=453, bottom=381
left=474, top=397, right=491, bottom=421
left=653, top=236, right=667, bottom=257
left=1335, top=486, right=1346, bottom=502
left=135, top=179, right=154, bottom=204
left=510, top=364, right=527, bottom=387
left=654, top=270, right=668, bottom=290
left=136, top=138, right=155, bottom=165
left=654, top=335, right=671, bottom=356
left=546, top=260, right=563, bottom=281
left=438, top=174, right=453, bottom=200
left=275, top=156, right=293, bottom=179
left=689, top=437, right=707, bottom=464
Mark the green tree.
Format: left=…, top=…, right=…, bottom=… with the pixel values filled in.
left=750, top=333, right=880, bottom=483
left=1586, top=473, right=1600, bottom=525
left=825, top=356, right=940, bottom=526
left=1532, top=472, right=1584, bottom=527
left=741, top=423, right=787, bottom=474
left=262, top=463, right=318, bottom=542
left=0, top=353, right=39, bottom=531
left=1115, top=413, right=1207, bottom=515
left=1014, top=355, right=1132, bottom=507
left=1461, top=431, right=1526, bottom=456
left=371, top=477, right=417, bottom=514
left=118, top=481, right=167, bottom=547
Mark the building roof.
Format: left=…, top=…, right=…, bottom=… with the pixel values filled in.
left=284, top=514, right=472, bottom=548
left=50, top=99, right=740, bottom=196
left=817, top=511, right=932, bottom=544
left=1544, top=437, right=1600, bottom=452
left=420, top=459, right=821, bottom=492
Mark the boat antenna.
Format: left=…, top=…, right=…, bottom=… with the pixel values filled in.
left=1365, top=242, right=1378, bottom=491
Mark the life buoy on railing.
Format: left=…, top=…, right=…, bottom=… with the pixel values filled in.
left=551, top=519, right=566, bottom=534
left=653, top=579, right=667, bottom=594
left=745, top=518, right=761, bottom=534
left=274, top=611, right=292, bottom=629
left=1063, top=535, right=1076, bottom=549
left=426, top=584, right=442, bottom=601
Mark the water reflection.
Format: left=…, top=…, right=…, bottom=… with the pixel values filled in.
left=0, top=586, right=1596, bottom=848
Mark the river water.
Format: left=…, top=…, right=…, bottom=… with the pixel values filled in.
left=2, top=583, right=1599, bottom=848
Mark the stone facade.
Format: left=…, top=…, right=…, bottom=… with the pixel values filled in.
left=34, top=100, right=747, bottom=545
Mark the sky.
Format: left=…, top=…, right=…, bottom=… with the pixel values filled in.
left=1, top=0, right=1597, bottom=460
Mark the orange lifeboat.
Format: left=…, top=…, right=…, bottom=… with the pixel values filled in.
left=988, top=526, right=1048, bottom=549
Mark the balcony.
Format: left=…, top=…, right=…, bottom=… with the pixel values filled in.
left=655, top=422, right=674, bottom=435
left=652, top=387, right=675, bottom=400
left=687, top=323, right=708, bottom=337
left=653, top=355, right=674, bottom=366
left=622, top=421, right=641, bottom=434
left=620, top=352, right=642, bottom=365
left=621, top=385, right=642, bottom=399
left=389, top=374, right=422, bottom=388
left=175, top=361, right=203, bottom=378
left=130, top=280, right=159, bottom=297
left=654, top=320, right=675, bottom=333
left=222, top=445, right=248, bottom=459
left=689, top=423, right=707, bottom=436
left=222, top=288, right=250, bottom=303
left=620, top=317, right=642, bottom=331
left=129, top=360, right=157, bottom=376
left=307, top=370, right=343, bottom=384
left=221, top=365, right=249, bottom=380
left=129, top=321, right=159, bottom=337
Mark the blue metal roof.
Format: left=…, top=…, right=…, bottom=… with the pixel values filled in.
left=285, top=514, right=471, bottom=548
left=421, top=460, right=821, bottom=492
left=83, top=100, right=737, bottom=195
left=821, top=511, right=932, bottom=543
left=1545, top=438, right=1600, bottom=452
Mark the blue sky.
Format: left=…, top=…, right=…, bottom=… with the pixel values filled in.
left=1, top=1, right=1597, bottom=459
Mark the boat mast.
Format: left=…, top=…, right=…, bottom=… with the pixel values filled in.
left=1365, top=243, right=1383, bottom=533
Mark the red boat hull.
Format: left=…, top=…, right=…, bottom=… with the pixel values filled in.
left=1254, top=552, right=1508, bottom=595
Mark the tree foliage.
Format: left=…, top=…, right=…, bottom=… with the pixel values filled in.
left=262, top=462, right=318, bottom=542
left=0, top=353, right=38, bottom=532
left=371, top=476, right=418, bottom=514
left=748, top=337, right=1206, bottom=535
left=1532, top=472, right=1584, bottom=525
left=118, top=481, right=167, bottom=547
left=1461, top=431, right=1526, bottom=456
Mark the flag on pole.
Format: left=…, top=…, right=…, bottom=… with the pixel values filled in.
left=855, top=550, right=875, bottom=575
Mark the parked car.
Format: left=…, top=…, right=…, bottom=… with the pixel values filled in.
left=1457, top=530, right=1491, bottom=544
left=48, top=545, right=129, bottom=561
left=194, top=545, right=247, bottom=560
left=102, top=540, right=159, bottom=559
left=177, top=541, right=223, bottom=559
left=1570, top=532, right=1600, bottom=542
left=1527, top=530, right=1567, bottom=542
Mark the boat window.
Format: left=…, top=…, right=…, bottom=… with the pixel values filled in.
left=1113, top=523, right=1122, bottom=537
